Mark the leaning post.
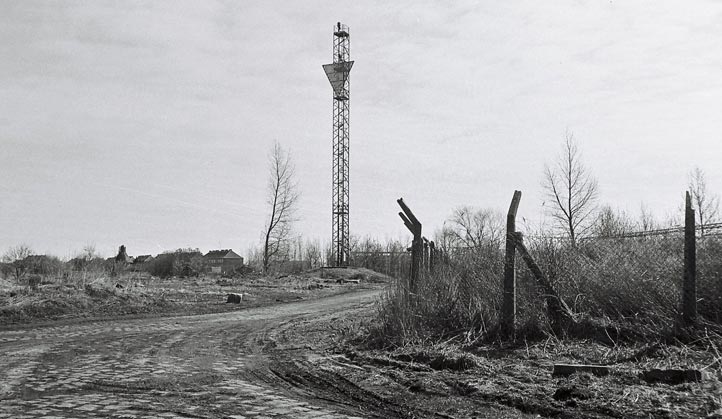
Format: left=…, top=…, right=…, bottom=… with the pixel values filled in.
left=398, top=198, right=422, bottom=299
left=683, top=191, right=697, bottom=326
left=501, top=190, right=522, bottom=338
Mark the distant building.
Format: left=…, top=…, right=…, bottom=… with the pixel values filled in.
left=203, top=249, right=244, bottom=275
left=147, top=249, right=203, bottom=278
left=131, top=255, right=154, bottom=272
left=133, top=255, right=154, bottom=265
left=114, top=245, right=133, bottom=264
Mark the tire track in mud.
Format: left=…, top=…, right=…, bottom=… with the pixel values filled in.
left=231, top=300, right=449, bottom=419
left=0, top=289, right=427, bottom=418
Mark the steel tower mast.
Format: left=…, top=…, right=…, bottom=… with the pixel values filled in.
left=323, top=22, right=353, bottom=267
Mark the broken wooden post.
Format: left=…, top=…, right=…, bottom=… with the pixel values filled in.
left=683, top=191, right=697, bottom=325
left=398, top=198, right=422, bottom=298
left=511, top=231, right=574, bottom=333
left=501, top=190, right=522, bottom=337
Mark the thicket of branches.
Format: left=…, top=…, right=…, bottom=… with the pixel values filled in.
left=0, top=244, right=114, bottom=287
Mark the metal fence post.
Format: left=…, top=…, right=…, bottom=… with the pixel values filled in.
left=502, top=190, right=522, bottom=337
left=683, top=191, right=697, bottom=325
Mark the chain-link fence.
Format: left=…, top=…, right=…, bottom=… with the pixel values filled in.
left=350, top=251, right=411, bottom=279
left=523, top=234, right=681, bottom=320
left=521, top=227, right=722, bottom=325
left=698, top=234, right=722, bottom=323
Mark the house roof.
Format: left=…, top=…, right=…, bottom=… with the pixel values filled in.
left=204, top=249, right=242, bottom=259
left=134, top=255, right=153, bottom=263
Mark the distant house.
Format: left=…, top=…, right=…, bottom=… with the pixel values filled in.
left=204, top=249, right=244, bottom=275
left=131, top=255, right=154, bottom=272
left=133, top=255, right=154, bottom=265
left=114, top=245, right=133, bottom=264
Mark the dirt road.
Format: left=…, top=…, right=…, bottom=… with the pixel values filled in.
left=0, top=289, right=421, bottom=419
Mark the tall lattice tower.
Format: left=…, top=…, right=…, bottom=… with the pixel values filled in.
left=322, top=22, right=353, bottom=267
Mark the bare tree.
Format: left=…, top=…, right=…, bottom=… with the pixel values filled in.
left=639, top=202, right=657, bottom=232
left=688, top=167, right=719, bottom=236
left=593, top=205, right=634, bottom=237
left=445, top=206, right=503, bottom=249
left=1, top=244, right=34, bottom=282
left=72, top=244, right=101, bottom=272
left=543, top=132, right=599, bottom=246
left=304, top=239, right=322, bottom=269
left=262, top=141, right=299, bottom=274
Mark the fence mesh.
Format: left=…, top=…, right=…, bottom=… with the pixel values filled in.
left=521, top=229, right=722, bottom=324
left=353, top=224, right=722, bottom=334
left=698, top=235, right=722, bottom=322
left=350, top=251, right=411, bottom=279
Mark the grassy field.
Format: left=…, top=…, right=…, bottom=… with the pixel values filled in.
left=0, top=267, right=388, bottom=326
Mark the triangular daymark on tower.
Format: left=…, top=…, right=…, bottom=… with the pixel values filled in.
left=323, top=61, right=354, bottom=98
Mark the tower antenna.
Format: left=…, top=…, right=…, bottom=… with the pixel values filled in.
left=322, top=22, right=353, bottom=267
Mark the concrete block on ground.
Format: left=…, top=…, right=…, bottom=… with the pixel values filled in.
left=226, top=293, right=244, bottom=304
left=552, top=364, right=610, bottom=377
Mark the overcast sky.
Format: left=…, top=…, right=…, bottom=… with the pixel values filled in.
left=1, top=1, right=721, bottom=259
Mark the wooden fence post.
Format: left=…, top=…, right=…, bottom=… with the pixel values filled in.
left=398, top=198, right=422, bottom=298
left=683, top=191, right=697, bottom=325
left=501, top=190, right=522, bottom=337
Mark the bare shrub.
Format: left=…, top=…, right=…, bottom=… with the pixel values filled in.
left=593, top=206, right=635, bottom=238
left=443, top=206, right=503, bottom=249
left=27, top=255, right=64, bottom=277
left=1, top=245, right=34, bottom=282
left=304, top=239, right=323, bottom=269
left=689, top=167, right=720, bottom=236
